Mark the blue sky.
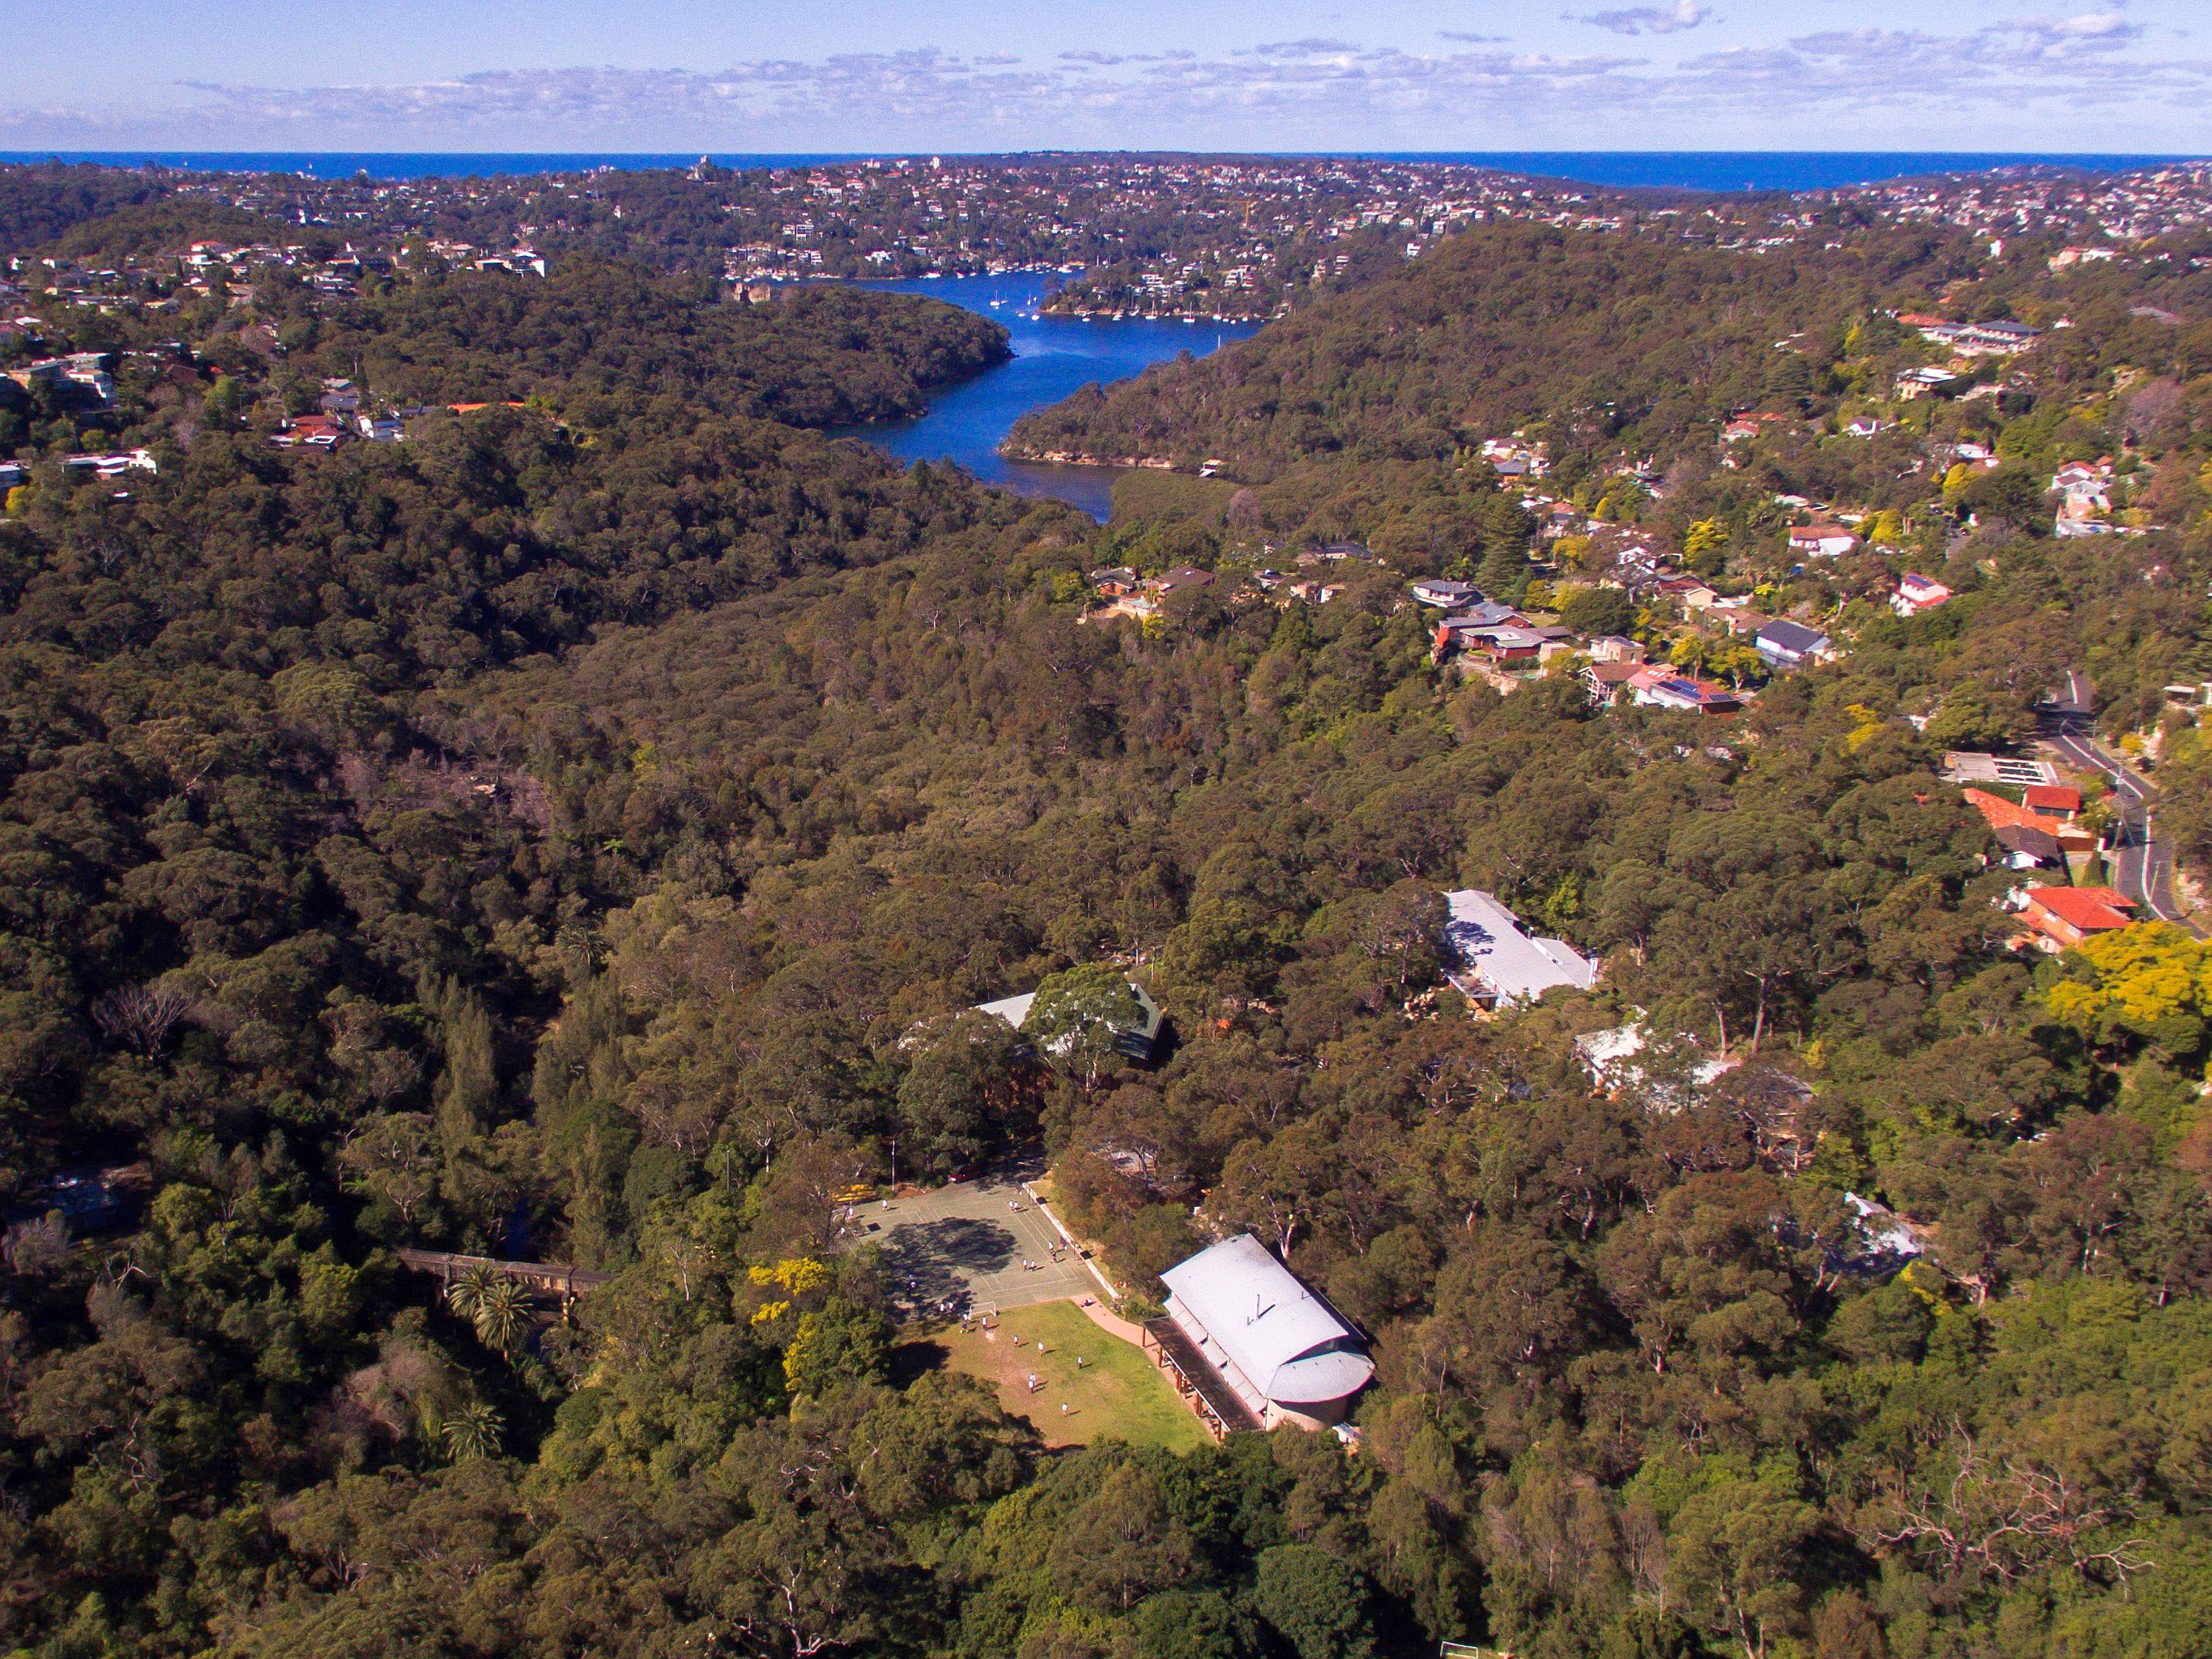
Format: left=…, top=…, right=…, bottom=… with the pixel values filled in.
left=5, top=1, right=2208, bottom=152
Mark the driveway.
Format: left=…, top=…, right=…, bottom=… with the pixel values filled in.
left=859, top=1175, right=1100, bottom=1317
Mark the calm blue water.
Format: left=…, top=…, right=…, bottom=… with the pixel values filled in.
left=1362, top=151, right=2198, bottom=191
left=6, top=151, right=2199, bottom=191
left=835, top=272, right=1258, bottom=520
left=0, top=151, right=863, bottom=179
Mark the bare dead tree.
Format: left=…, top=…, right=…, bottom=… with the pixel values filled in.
left=1859, top=1426, right=2154, bottom=1590
left=91, top=983, right=194, bottom=1056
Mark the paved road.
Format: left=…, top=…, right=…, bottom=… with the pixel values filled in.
left=2043, top=728, right=2199, bottom=932
left=863, top=1175, right=1097, bottom=1318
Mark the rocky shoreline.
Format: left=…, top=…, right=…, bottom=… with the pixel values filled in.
left=995, top=446, right=1179, bottom=469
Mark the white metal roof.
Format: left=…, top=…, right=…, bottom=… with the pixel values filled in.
left=1159, top=1235, right=1374, bottom=1409
left=974, top=991, right=1037, bottom=1029
left=1443, top=889, right=1597, bottom=1004
left=972, top=979, right=1164, bottom=1058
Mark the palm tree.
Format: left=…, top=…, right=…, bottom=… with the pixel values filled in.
left=440, top=1400, right=503, bottom=1462
left=442, top=1263, right=501, bottom=1324
left=469, top=1278, right=533, bottom=1358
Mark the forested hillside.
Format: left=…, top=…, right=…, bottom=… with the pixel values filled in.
left=2, top=177, right=2211, bottom=1659
left=1006, top=220, right=2212, bottom=483
left=285, top=264, right=1012, bottom=426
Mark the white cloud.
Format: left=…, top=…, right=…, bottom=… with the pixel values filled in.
left=1580, top=2, right=1712, bottom=36
left=2, top=22, right=2206, bottom=151
left=1244, top=38, right=1364, bottom=58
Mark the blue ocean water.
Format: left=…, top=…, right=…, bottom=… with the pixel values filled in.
left=0, top=151, right=863, bottom=180
left=2, top=150, right=2201, bottom=191
left=1361, top=151, right=2200, bottom=191
left=833, top=272, right=1259, bottom=521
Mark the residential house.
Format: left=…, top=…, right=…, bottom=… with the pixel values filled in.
left=1433, top=601, right=1530, bottom=651
left=271, top=415, right=345, bottom=450
left=1894, top=366, right=1958, bottom=399
left=1628, top=665, right=1742, bottom=714
left=1147, top=566, right=1215, bottom=599
left=973, top=979, right=1165, bottom=1063
left=1441, top=889, right=1599, bottom=1009
left=1463, top=625, right=1549, bottom=666
left=1718, top=609, right=1773, bottom=640
left=2017, top=886, right=2134, bottom=952
left=1478, top=437, right=1549, bottom=478
left=1915, top=318, right=2038, bottom=356
left=1584, top=634, right=1645, bottom=664
left=1578, top=1021, right=1739, bottom=1098
left=1584, top=659, right=1645, bottom=702
left=1991, top=822, right=2064, bottom=871
left=1088, top=566, right=1141, bottom=598
left=62, top=449, right=156, bottom=477
left=2050, top=458, right=2116, bottom=532
left=60, top=352, right=112, bottom=401
left=1944, top=751, right=2058, bottom=787
left=1955, top=319, right=2038, bottom=354
left=1720, top=411, right=1788, bottom=444
left=2051, top=460, right=2109, bottom=494
left=1754, top=620, right=1833, bottom=668
left=2023, top=784, right=2082, bottom=822
left=1787, top=523, right=1858, bottom=558
left=1963, top=787, right=2095, bottom=856
left=6, top=356, right=110, bottom=401
left=1652, top=574, right=1719, bottom=608
left=1892, top=573, right=1952, bottom=616
left=1409, top=578, right=1482, bottom=609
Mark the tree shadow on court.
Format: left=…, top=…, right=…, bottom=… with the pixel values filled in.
left=878, top=1216, right=1017, bottom=1313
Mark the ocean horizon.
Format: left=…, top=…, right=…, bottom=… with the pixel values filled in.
left=2, top=149, right=2203, bottom=193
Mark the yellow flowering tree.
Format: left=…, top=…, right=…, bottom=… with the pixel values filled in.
left=2044, top=923, right=2212, bottom=1062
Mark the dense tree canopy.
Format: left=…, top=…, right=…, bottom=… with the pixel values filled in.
left=0, top=168, right=2209, bottom=1659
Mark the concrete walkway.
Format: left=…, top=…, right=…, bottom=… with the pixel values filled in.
left=1071, top=1293, right=1146, bottom=1346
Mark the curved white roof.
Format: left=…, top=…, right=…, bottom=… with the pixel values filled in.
left=1160, top=1235, right=1374, bottom=1409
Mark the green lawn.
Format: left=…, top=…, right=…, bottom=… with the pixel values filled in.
left=917, top=1299, right=1213, bottom=1454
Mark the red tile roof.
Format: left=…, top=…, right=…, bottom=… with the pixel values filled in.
left=1962, top=787, right=2044, bottom=834
left=2023, top=784, right=2082, bottom=814
left=2025, top=886, right=2134, bottom=932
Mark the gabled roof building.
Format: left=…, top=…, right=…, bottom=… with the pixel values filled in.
left=2018, top=885, right=2134, bottom=951
left=1158, top=1235, right=1375, bottom=1428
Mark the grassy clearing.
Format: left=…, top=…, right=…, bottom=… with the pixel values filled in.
left=910, top=1298, right=1213, bottom=1454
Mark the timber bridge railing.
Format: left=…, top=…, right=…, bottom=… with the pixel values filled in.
left=393, top=1247, right=615, bottom=1306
